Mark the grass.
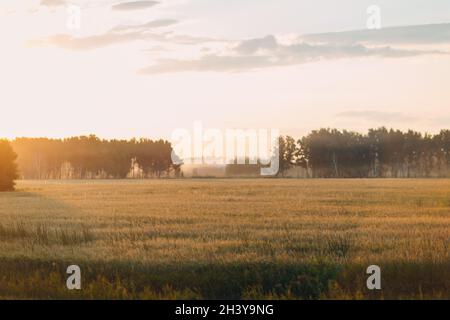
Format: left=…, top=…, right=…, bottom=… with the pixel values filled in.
left=0, top=179, right=449, bottom=299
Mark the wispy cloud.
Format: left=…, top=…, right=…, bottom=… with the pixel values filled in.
left=40, top=0, right=66, bottom=7
left=112, top=1, right=159, bottom=11
left=31, top=32, right=163, bottom=50
left=30, top=19, right=179, bottom=50
left=302, top=23, right=450, bottom=45
left=336, top=110, right=417, bottom=122
left=112, top=19, right=178, bottom=32
left=28, top=15, right=450, bottom=75
left=139, top=55, right=271, bottom=74
left=235, top=35, right=278, bottom=54
left=139, top=35, right=443, bottom=74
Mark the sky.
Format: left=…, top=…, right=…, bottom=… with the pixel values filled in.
left=1, top=0, right=450, bottom=139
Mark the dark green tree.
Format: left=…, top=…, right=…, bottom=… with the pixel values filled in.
left=0, top=140, right=19, bottom=191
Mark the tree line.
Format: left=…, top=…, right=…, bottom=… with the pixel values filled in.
left=277, top=128, right=450, bottom=178
left=11, top=135, right=180, bottom=179
left=2, top=127, right=450, bottom=189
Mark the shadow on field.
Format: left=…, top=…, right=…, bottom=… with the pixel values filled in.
left=0, top=257, right=449, bottom=300
left=0, top=257, right=340, bottom=299
left=0, top=191, right=93, bottom=245
left=0, top=189, right=82, bottom=216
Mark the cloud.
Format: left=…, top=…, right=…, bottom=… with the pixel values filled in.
left=139, top=55, right=272, bottom=74
left=40, top=0, right=66, bottom=7
left=112, top=19, right=178, bottom=32
left=112, top=1, right=159, bottom=11
left=139, top=35, right=443, bottom=74
left=302, top=23, right=450, bottom=45
left=163, top=33, right=218, bottom=45
left=31, top=32, right=163, bottom=50
left=336, top=110, right=416, bottom=122
left=428, top=116, right=450, bottom=127
left=235, top=35, right=278, bottom=54
left=29, top=21, right=450, bottom=74
left=31, top=19, right=180, bottom=50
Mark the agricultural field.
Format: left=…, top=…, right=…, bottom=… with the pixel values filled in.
left=0, top=179, right=449, bottom=299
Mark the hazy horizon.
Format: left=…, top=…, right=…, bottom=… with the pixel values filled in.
left=3, top=124, right=450, bottom=141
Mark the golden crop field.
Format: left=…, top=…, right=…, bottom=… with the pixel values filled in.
left=0, top=179, right=449, bottom=299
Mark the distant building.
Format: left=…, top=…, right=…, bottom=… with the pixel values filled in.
left=225, top=164, right=260, bottom=177
left=183, top=164, right=226, bottom=178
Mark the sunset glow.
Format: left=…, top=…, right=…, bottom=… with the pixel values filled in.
left=1, top=0, right=450, bottom=139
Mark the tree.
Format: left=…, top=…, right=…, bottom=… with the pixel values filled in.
left=0, top=140, right=19, bottom=191
left=276, top=136, right=289, bottom=177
